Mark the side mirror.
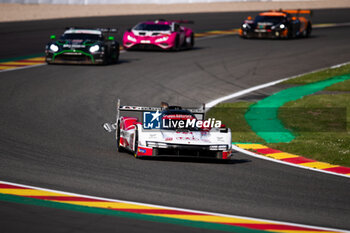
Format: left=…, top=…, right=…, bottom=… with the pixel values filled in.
left=108, top=36, right=115, bottom=41
left=50, top=35, right=56, bottom=40
left=103, top=123, right=116, bottom=132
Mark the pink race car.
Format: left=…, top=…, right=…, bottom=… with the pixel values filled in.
left=123, top=19, right=195, bottom=51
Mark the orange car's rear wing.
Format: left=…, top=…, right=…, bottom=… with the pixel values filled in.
left=280, top=9, right=313, bottom=17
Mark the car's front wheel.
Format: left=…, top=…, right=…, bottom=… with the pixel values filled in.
left=116, top=122, right=124, bottom=152
left=133, top=128, right=139, bottom=158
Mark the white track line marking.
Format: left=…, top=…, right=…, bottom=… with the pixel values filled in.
left=1, top=180, right=348, bottom=233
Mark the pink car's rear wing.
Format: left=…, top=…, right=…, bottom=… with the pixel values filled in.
left=171, top=20, right=194, bottom=24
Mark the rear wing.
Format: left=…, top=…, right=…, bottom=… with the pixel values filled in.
left=278, top=9, right=313, bottom=17
left=172, top=20, right=194, bottom=24
left=96, top=28, right=118, bottom=33
left=103, top=99, right=205, bottom=133
left=116, top=99, right=206, bottom=123
left=65, top=27, right=118, bottom=33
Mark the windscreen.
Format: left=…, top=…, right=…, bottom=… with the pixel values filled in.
left=134, top=23, right=171, bottom=31
left=61, top=33, right=101, bottom=41
left=254, top=16, right=285, bottom=24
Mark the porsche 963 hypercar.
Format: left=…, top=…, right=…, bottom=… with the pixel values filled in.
left=103, top=100, right=233, bottom=160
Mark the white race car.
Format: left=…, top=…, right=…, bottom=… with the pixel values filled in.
left=104, top=100, right=233, bottom=159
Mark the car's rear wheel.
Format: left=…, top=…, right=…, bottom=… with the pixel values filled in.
left=187, top=33, right=194, bottom=49
left=173, top=35, right=180, bottom=51
left=306, top=23, right=312, bottom=38
left=111, top=44, right=120, bottom=64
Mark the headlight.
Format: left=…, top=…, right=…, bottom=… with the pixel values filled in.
left=146, top=142, right=157, bottom=147
left=155, top=36, right=169, bottom=43
left=279, top=24, right=285, bottom=29
left=218, top=145, right=228, bottom=150
left=146, top=141, right=168, bottom=148
left=89, top=45, right=100, bottom=53
left=49, top=44, right=59, bottom=52
left=127, top=35, right=137, bottom=42
left=242, top=23, right=250, bottom=29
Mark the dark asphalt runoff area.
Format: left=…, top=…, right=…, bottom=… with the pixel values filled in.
left=0, top=9, right=350, bottom=233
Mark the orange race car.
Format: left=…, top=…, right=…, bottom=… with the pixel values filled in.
left=239, top=9, right=312, bottom=39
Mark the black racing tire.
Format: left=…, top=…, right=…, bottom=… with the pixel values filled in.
left=112, top=47, right=120, bottom=64
left=306, top=23, right=312, bottom=38
left=133, top=128, right=139, bottom=158
left=188, top=33, right=194, bottom=49
left=110, top=43, right=120, bottom=64
left=45, top=57, right=52, bottom=64
left=287, top=28, right=293, bottom=39
left=101, top=54, right=108, bottom=65
left=116, top=122, right=124, bottom=152
left=173, top=35, right=180, bottom=51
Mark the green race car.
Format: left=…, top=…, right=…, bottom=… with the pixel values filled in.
left=45, top=28, right=120, bottom=65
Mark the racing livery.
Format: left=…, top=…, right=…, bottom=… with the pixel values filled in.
left=45, top=28, right=120, bottom=65
left=103, top=100, right=233, bottom=160
left=123, top=19, right=194, bottom=51
left=239, top=10, right=312, bottom=39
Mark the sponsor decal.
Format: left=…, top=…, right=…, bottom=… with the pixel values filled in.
left=143, top=111, right=162, bottom=129
left=163, top=118, right=222, bottom=129
left=143, top=111, right=222, bottom=129
left=63, top=44, right=86, bottom=48
left=138, top=148, right=146, bottom=153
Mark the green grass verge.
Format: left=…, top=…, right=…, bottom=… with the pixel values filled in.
left=207, top=64, right=350, bottom=166
left=283, top=63, right=350, bottom=85
left=272, top=94, right=350, bottom=167
left=326, top=79, right=350, bottom=91
left=206, top=102, right=265, bottom=143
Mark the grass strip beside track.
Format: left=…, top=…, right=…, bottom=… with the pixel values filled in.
left=207, top=64, right=350, bottom=167
left=0, top=193, right=266, bottom=233
left=245, top=74, right=350, bottom=143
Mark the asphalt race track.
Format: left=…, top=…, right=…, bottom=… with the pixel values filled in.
left=1, top=9, right=350, bottom=233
